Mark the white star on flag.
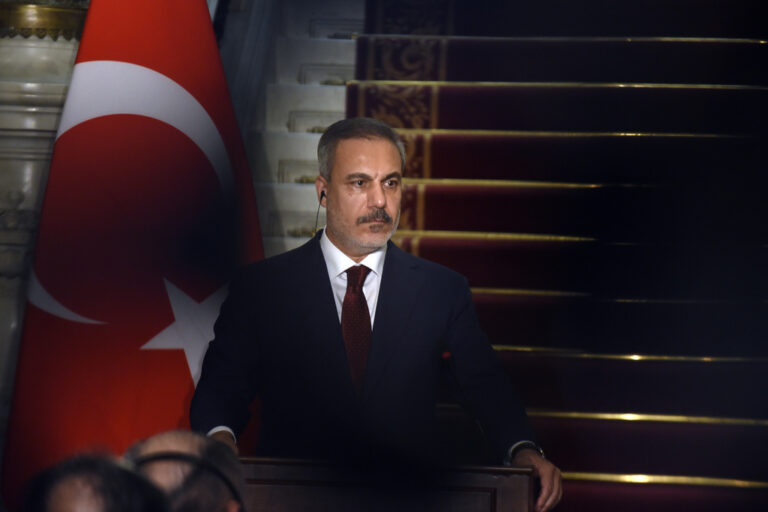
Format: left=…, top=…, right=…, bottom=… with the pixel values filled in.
left=141, top=279, right=228, bottom=385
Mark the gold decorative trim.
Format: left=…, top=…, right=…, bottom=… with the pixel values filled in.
left=373, top=37, right=442, bottom=81
left=395, top=230, right=595, bottom=242
left=411, top=236, right=420, bottom=257
left=363, top=84, right=432, bottom=128
left=363, top=34, right=768, bottom=45
left=403, top=177, right=609, bottom=189
left=475, top=287, right=766, bottom=306
left=527, top=410, right=768, bottom=427
left=476, top=288, right=590, bottom=298
left=394, top=128, right=740, bottom=138
left=429, top=84, right=439, bottom=128
left=351, top=79, right=768, bottom=91
left=490, top=345, right=768, bottom=363
left=482, top=345, right=580, bottom=354
left=393, top=229, right=768, bottom=252
left=438, top=403, right=768, bottom=426
left=400, top=132, right=421, bottom=178
left=0, top=4, right=86, bottom=41
left=422, top=133, right=432, bottom=179
left=562, top=472, right=768, bottom=489
left=416, top=183, right=426, bottom=230
left=613, top=298, right=729, bottom=305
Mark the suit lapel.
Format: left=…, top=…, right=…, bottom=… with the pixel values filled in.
left=363, top=242, right=425, bottom=400
left=293, top=234, right=359, bottom=404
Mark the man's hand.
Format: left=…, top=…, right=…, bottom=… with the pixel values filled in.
left=512, top=448, right=562, bottom=512
left=210, top=430, right=239, bottom=455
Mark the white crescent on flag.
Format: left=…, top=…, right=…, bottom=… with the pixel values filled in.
left=29, top=60, right=236, bottom=327
left=57, top=60, right=234, bottom=194
left=28, top=271, right=105, bottom=325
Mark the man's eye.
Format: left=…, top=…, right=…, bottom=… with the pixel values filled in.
left=385, top=180, right=399, bottom=187
left=354, top=180, right=365, bottom=186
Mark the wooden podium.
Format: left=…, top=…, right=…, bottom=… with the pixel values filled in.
left=240, top=457, right=534, bottom=511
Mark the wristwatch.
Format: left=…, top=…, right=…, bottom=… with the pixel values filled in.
left=505, top=440, right=546, bottom=466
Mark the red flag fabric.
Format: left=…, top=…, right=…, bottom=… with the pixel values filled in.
left=1, top=0, right=262, bottom=505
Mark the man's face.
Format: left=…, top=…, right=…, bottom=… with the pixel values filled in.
left=316, top=137, right=402, bottom=261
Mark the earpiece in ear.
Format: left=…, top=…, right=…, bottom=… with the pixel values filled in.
left=314, top=191, right=326, bottom=234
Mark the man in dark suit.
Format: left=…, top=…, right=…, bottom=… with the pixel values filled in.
left=191, top=118, right=562, bottom=511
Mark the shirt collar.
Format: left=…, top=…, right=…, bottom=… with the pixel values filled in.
left=319, top=228, right=387, bottom=279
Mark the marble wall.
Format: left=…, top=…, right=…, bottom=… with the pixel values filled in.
left=0, top=0, right=85, bottom=470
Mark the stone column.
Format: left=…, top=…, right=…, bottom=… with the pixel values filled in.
left=0, top=0, right=87, bottom=467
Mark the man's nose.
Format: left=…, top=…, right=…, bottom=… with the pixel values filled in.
left=368, top=183, right=386, bottom=208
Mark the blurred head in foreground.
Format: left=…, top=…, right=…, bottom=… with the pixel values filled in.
left=124, top=430, right=245, bottom=512
left=24, top=454, right=167, bottom=512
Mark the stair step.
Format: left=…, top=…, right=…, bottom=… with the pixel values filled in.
left=0, top=80, right=68, bottom=107
left=365, top=0, right=767, bottom=39
left=532, top=412, right=768, bottom=481
left=251, top=131, right=321, bottom=182
left=397, top=182, right=767, bottom=243
left=394, top=131, right=764, bottom=183
left=347, top=81, right=768, bottom=134
left=559, top=476, right=768, bottom=512
left=437, top=406, right=768, bottom=480
left=472, top=290, right=767, bottom=356
left=254, top=183, right=323, bottom=237
left=282, top=0, right=364, bottom=38
left=276, top=37, right=355, bottom=85
left=391, top=233, right=767, bottom=298
left=0, top=104, right=61, bottom=132
left=357, top=36, right=768, bottom=86
left=266, top=83, right=345, bottom=132
left=495, top=349, right=768, bottom=418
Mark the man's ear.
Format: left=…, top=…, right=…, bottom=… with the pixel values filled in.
left=315, top=176, right=328, bottom=206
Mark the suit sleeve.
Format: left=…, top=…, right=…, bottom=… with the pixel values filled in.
left=190, top=270, right=259, bottom=437
left=444, top=277, right=535, bottom=462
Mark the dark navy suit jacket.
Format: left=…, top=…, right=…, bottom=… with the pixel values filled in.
left=190, top=232, right=533, bottom=463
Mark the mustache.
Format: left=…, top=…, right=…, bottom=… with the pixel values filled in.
left=356, top=208, right=393, bottom=225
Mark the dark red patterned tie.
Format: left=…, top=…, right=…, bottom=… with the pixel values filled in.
left=342, top=265, right=372, bottom=395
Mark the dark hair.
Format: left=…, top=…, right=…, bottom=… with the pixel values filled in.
left=317, top=117, right=406, bottom=180
left=24, top=454, right=168, bottom=512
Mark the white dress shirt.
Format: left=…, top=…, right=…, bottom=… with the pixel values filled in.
left=319, top=227, right=387, bottom=327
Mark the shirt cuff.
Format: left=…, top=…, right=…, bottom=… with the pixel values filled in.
left=206, top=425, right=236, bottom=444
left=503, top=440, right=545, bottom=466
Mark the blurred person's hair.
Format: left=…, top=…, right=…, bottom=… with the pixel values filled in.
left=24, top=454, right=167, bottom=512
left=125, top=430, right=245, bottom=512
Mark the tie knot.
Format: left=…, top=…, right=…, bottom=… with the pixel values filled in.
left=345, top=265, right=371, bottom=291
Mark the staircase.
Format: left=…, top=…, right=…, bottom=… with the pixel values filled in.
left=353, top=1, right=768, bottom=509
left=250, top=0, right=363, bottom=258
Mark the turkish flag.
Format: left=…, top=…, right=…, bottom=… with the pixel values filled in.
left=1, top=0, right=262, bottom=506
